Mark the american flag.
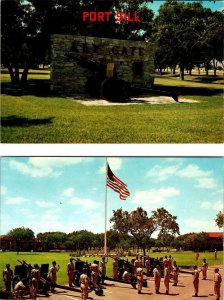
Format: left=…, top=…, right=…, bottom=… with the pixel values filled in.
left=107, top=163, right=130, bottom=200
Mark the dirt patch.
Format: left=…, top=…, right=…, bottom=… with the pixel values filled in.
left=69, top=95, right=199, bottom=106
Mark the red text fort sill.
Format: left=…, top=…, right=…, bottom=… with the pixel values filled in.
left=83, top=11, right=140, bottom=22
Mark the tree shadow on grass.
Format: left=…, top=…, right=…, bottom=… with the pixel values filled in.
left=1, top=115, right=54, bottom=127
left=154, top=83, right=222, bottom=97
left=1, top=79, right=58, bottom=98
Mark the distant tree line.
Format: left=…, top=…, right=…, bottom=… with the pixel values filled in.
left=2, top=0, right=223, bottom=83
left=4, top=208, right=222, bottom=252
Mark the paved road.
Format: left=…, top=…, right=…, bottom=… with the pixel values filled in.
left=35, top=265, right=222, bottom=300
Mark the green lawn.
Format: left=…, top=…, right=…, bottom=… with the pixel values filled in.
left=1, top=69, right=223, bottom=143
left=0, top=251, right=222, bottom=289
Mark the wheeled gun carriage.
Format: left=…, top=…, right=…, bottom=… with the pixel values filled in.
left=105, top=257, right=147, bottom=289
left=65, top=53, right=179, bottom=102
left=70, top=257, right=104, bottom=296
left=17, top=259, right=103, bottom=296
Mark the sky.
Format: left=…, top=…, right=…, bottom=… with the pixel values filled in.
left=149, top=0, right=224, bottom=14
left=1, top=157, right=223, bottom=238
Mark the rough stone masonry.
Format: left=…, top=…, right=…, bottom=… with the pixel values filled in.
left=51, top=34, right=155, bottom=96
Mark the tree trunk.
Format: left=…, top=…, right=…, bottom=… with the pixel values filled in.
left=21, top=67, right=29, bottom=83
left=213, top=59, right=217, bottom=76
left=172, top=66, right=176, bottom=75
left=198, top=67, right=200, bottom=75
left=8, top=66, right=16, bottom=83
left=180, top=65, right=184, bottom=80
left=14, top=67, right=20, bottom=83
left=189, top=68, right=192, bottom=76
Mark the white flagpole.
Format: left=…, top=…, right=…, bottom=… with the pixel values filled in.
left=104, top=158, right=108, bottom=255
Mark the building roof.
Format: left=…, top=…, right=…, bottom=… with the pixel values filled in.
left=207, top=232, right=223, bottom=238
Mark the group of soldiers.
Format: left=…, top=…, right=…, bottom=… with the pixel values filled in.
left=2, top=255, right=222, bottom=300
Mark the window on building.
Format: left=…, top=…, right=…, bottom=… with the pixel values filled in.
left=133, top=61, right=144, bottom=76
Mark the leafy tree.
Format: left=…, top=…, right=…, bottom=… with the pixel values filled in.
left=110, top=207, right=179, bottom=256
left=157, top=232, right=175, bottom=249
left=36, top=231, right=67, bottom=249
left=176, top=232, right=209, bottom=251
left=215, top=211, right=224, bottom=229
left=154, top=0, right=214, bottom=80
left=8, top=227, right=35, bottom=253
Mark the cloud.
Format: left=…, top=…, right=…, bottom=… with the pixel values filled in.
left=147, top=165, right=180, bottom=181
left=147, top=163, right=217, bottom=189
left=63, top=187, right=75, bottom=197
left=35, top=201, right=55, bottom=208
left=7, top=197, right=29, bottom=205
left=132, top=187, right=180, bottom=209
left=69, top=197, right=99, bottom=211
left=9, top=157, right=93, bottom=178
left=98, top=158, right=122, bottom=174
left=9, top=160, right=59, bottom=178
left=196, top=178, right=216, bottom=189
left=18, top=208, right=38, bottom=219
left=177, top=164, right=212, bottom=179
left=1, top=186, right=7, bottom=195
left=200, top=200, right=223, bottom=211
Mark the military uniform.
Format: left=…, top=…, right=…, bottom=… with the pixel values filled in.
left=100, top=257, right=107, bottom=283
left=134, top=257, right=141, bottom=275
left=136, top=267, right=143, bottom=294
left=112, top=258, right=118, bottom=279
left=67, top=259, right=75, bottom=287
left=214, top=269, right=222, bottom=300
left=172, top=262, right=179, bottom=286
left=145, top=258, right=151, bottom=275
left=49, top=262, right=60, bottom=292
left=153, top=266, right=161, bottom=294
left=2, top=265, right=13, bottom=292
left=201, top=259, right=208, bottom=280
left=192, top=267, right=200, bottom=297
left=164, top=266, right=170, bottom=294
left=122, top=270, right=131, bottom=282
left=80, top=272, right=89, bottom=300
left=90, top=262, right=99, bottom=285
left=31, top=266, right=40, bottom=296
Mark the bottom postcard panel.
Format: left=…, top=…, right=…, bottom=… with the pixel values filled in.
left=0, top=156, right=223, bottom=300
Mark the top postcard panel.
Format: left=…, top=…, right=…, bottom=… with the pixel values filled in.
left=1, top=0, right=223, bottom=143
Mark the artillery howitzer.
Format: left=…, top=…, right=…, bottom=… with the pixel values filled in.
left=70, top=257, right=104, bottom=296
left=105, top=257, right=147, bottom=289
left=65, top=53, right=179, bottom=102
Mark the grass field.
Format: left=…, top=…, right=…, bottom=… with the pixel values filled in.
left=1, top=69, right=223, bottom=143
left=0, top=251, right=222, bottom=289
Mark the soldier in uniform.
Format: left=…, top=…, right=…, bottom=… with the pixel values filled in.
left=80, top=268, right=89, bottom=300
left=134, top=256, right=141, bottom=275
left=192, top=265, right=200, bottom=297
left=100, top=256, right=107, bottom=284
left=153, top=264, right=161, bottom=294
left=90, top=260, right=99, bottom=286
left=112, top=257, right=118, bottom=279
left=2, top=263, right=13, bottom=292
left=172, top=261, right=179, bottom=286
left=164, top=262, right=170, bottom=294
left=214, top=268, right=222, bottom=300
left=201, top=258, right=208, bottom=280
left=14, top=278, right=29, bottom=298
left=136, top=264, right=143, bottom=294
left=168, top=255, right=173, bottom=273
left=67, top=258, right=75, bottom=287
left=48, top=261, right=60, bottom=293
left=145, top=257, right=151, bottom=275
left=122, top=268, right=131, bottom=282
left=31, top=264, right=41, bottom=296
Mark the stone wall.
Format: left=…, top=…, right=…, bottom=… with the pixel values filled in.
left=51, top=34, right=155, bottom=96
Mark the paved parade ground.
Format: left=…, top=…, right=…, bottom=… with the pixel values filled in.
left=35, top=265, right=222, bottom=300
